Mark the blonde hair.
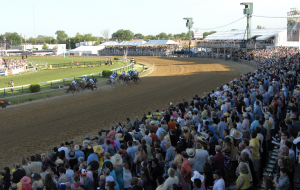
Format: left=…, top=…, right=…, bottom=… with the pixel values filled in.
left=138, top=146, right=145, bottom=158
left=156, top=153, right=164, bottom=162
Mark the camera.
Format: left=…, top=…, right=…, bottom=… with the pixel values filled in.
left=65, top=141, right=73, bottom=145
left=91, top=136, right=99, bottom=141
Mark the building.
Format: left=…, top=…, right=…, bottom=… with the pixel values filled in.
left=11, top=44, right=66, bottom=55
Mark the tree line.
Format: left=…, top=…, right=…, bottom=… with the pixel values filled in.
left=0, top=30, right=217, bottom=49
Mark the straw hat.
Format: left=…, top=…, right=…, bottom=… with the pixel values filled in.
left=93, top=145, right=104, bottom=155
left=182, top=126, right=190, bottom=133
left=230, top=128, right=243, bottom=139
left=186, top=148, right=195, bottom=158
left=111, top=154, right=123, bottom=166
left=200, top=132, right=209, bottom=139
left=115, top=133, right=124, bottom=141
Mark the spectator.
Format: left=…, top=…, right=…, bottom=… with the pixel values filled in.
left=164, top=168, right=179, bottom=190
left=211, top=170, right=225, bottom=190
left=194, top=143, right=208, bottom=173
left=12, top=164, right=25, bottom=183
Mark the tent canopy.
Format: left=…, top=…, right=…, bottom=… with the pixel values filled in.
left=117, top=41, right=146, bottom=46
left=98, top=41, right=119, bottom=46
left=67, top=46, right=104, bottom=54
left=143, top=40, right=179, bottom=45
left=205, top=28, right=285, bottom=40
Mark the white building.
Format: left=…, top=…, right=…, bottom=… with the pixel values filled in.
left=75, top=41, right=96, bottom=47
left=11, top=44, right=66, bottom=55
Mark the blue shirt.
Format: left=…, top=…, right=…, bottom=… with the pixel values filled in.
left=127, top=147, right=135, bottom=162
left=165, top=146, right=175, bottom=162
left=218, top=121, right=227, bottom=139
left=101, top=144, right=108, bottom=152
left=250, top=120, right=259, bottom=132
left=75, top=150, right=85, bottom=161
left=160, top=139, right=167, bottom=152
left=249, top=112, right=254, bottom=123
left=254, top=106, right=262, bottom=118
left=208, top=125, right=219, bottom=141
left=87, top=153, right=98, bottom=164
left=114, top=140, right=120, bottom=151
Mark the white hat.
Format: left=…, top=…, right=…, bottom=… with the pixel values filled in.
left=170, top=102, right=173, bottom=105
left=150, top=121, right=155, bottom=124
left=191, top=171, right=204, bottom=182
left=264, top=114, right=269, bottom=120
left=106, top=176, right=114, bottom=182
left=245, top=107, right=252, bottom=112
left=243, top=113, right=248, bottom=118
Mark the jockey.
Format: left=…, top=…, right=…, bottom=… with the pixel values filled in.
left=82, top=76, right=87, bottom=82
left=110, top=73, right=116, bottom=82
left=72, top=80, right=77, bottom=88
left=126, top=71, right=131, bottom=79
left=134, top=70, right=138, bottom=77
left=89, top=78, right=94, bottom=84
left=122, top=70, right=125, bottom=77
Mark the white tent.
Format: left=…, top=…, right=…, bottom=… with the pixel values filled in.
left=143, top=40, right=179, bottom=45
left=205, top=28, right=286, bottom=40
left=99, top=41, right=119, bottom=46
left=117, top=41, right=146, bottom=46
left=67, top=46, right=105, bottom=55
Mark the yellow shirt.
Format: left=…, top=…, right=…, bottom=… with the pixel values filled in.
left=250, top=136, right=260, bottom=160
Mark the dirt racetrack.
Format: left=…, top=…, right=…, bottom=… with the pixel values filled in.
left=0, top=57, right=254, bottom=168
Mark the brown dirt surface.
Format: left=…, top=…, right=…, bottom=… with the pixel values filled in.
left=0, top=57, right=254, bottom=168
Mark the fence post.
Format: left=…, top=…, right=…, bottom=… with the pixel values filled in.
left=51, top=82, right=52, bottom=89
left=63, top=79, right=65, bottom=85
left=22, top=86, right=24, bottom=94
left=4, top=89, right=5, bottom=97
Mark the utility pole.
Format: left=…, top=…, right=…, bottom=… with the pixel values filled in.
left=183, top=18, right=193, bottom=54
left=241, top=2, right=253, bottom=40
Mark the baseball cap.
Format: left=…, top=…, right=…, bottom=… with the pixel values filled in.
left=81, top=169, right=88, bottom=176
left=59, top=183, right=67, bottom=190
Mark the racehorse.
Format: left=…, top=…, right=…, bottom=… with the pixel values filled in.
left=76, top=80, right=86, bottom=92
left=131, top=74, right=141, bottom=84
left=107, top=77, right=117, bottom=86
left=85, top=78, right=98, bottom=91
left=66, top=84, right=79, bottom=94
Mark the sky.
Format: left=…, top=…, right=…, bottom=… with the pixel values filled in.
left=0, top=0, right=299, bottom=39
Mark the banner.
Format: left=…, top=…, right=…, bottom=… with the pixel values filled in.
left=0, top=71, right=6, bottom=76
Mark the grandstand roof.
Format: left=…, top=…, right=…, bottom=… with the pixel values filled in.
left=143, top=40, right=180, bottom=45
left=117, top=41, right=146, bottom=46
left=99, top=41, right=119, bottom=46
left=205, top=28, right=286, bottom=40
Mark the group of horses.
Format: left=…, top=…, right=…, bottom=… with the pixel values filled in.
left=66, top=73, right=142, bottom=94
left=107, top=73, right=141, bottom=86
left=66, top=78, right=98, bottom=94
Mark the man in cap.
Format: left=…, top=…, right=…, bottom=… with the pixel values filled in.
left=151, top=120, right=158, bottom=134
left=81, top=169, right=93, bottom=190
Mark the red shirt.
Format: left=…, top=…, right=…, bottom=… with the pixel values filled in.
left=150, top=134, right=158, bottom=147
left=214, top=153, right=226, bottom=169
left=181, top=158, right=192, bottom=183
left=107, top=130, right=116, bottom=139
left=152, top=125, right=158, bottom=134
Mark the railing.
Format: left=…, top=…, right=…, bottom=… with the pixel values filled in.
left=196, top=54, right=259, bottom=69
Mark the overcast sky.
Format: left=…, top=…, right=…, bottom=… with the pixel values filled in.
left=1, top=0, right=299, bottom=39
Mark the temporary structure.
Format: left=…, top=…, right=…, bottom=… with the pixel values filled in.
left=143, top=40, right=179, bottom=45
left=67, top=46, right=105, bottom=56
left=117, top=41, right=146, bottom=46
left=99, top=41, right=119, bottom=46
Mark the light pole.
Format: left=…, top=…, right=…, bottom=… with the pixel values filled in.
left=69, top=39, right=70, bottom=50
left=240, top=2, right=253, bottom=41
left=183, top=18, right=193, bottom=54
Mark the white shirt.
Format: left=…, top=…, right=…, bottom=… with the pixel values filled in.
left=215, top=91, right=221, bottom=96
left=236, top=122, right=243, bottom=132
left=221, top=104, right=227, bottom=114
left=58, top=146, right=69, bottom=157
left=156, top=127, right=164, bottom=136
left=213, top=178, right=225, bottom=190
left=163, top=176, right=179, bottom=190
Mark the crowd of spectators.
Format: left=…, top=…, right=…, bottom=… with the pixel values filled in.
left=2, top=46, right=300, bottom=190
left=101, top=46, right=178, bottom=53
left=198, top=40, right=273, bottom=45
left=0, top=58, right=27, bottom=72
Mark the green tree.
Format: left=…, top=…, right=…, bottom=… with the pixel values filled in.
left=112, top=29, right=134, bottom=41
left=94, top=41, right=100, bottom=46
left=37, top=35, right=55, bottom=43
left=203, top=31, right=217, bottom=39
left=26, top=37, right=38, bottom=44
left=256, top=25, right=266, bottom=29
left=134, top=33, right=144, bottom=39
left=144, top=35, right=157, bottom=41
left=42, top=43, right=48, bottom=50
left=0, top=32, right=23, bottom=45
left=158, top=32, right=168, bottom=40
left=55, top=30, right=68, bottom=44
